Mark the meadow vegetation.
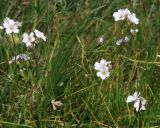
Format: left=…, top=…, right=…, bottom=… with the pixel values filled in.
left=0, top=0, right=160, bottom=127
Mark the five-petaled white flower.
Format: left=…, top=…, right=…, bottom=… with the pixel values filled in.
left=22, top=32, right=35, bottom=48
left=113, top=8, right=131, bottom=21
left=34, top=29, right=47, bottom=41
left=94, top=59, right=111, bottom=80
left=127, top=92, right=146, bottom=112
left=51, top=100, right=63, bottom=110
left=127, top=13, right=139, bottom=25
left=9, top=53, right=30, bottom=64
left=3, top=17, right=21, bottom=34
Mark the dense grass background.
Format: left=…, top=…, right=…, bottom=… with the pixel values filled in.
left=0, top=0, right=160, bottom=127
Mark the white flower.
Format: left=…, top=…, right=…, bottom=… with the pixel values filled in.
left=113, top=9, right=139, bottom=25
left=9, top=53, right=30, bottom=64
left=3, top=17, right=21, bottom=34
left=127, top=92, right=146, bottom=112
left=116, top=39, right=123, bottom=45
left=127, top=13, right=139, bottom=24
left=116, top=37, right=130, bottom=45
left=134, top=98, right=146, bottom=112
left=34, top=29, right=46, bottom=41
left=124, top=36, right=130, bottom=43
left=22, top=32, right=35, bottom=47
left=127, top=92, right=140, bottom=103
left=98, top=35, right=104, bottom=44
left=113, top=8, right=131, bottom=21
left=123, top=8, right=131, bottom=15
left=51, top=100, right=63, bottom=110
left=96, top=69, right=110, bottom=80
left=130, top=29, right=139, bottom=35
left=94, top=59, right=111, bottom=71
left=94, top=59, right=111, bottom=80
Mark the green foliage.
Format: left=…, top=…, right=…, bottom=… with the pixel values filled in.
left=0, top=0, right=160, bottom=127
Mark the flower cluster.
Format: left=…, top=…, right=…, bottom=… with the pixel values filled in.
left=9, top=53, right=30, bottom=64
left=0, top=17, right=21, bottom=34
left=94, top=59, right=111, bottom=80
left=0, top=17, right=47, bottom=65
left=94, top=9, right=146, bottom=113
left=113, top=8, right=139, bottom=25
left=51, top=100, right=63, bottom=110
left=22, top=29, right=46, bottom=48
left=113, top=8, right=131, bottom=21
left=127, top=92, right=146, bottom=112
left=113, top=9, right=139, bottom=46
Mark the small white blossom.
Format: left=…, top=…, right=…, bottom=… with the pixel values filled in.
left=94, top=59, right=111, bottom=71
left=127, top=13, right=139, bottom=24
left=2, top=17, right=21, bottom=34
left=9, top=53, right=30, bottom=64
left=127, top=92, right=140, bottom=103
left=96, top=69, right=110, bottom=80
left=116, top=37, right=130, bottom=45
left=113, top=8, right=131, bottom=21
left=34, top=29, right=46, bottom=41
left=134, top=98, right=146, bottom=112
left=113, top=9, right=139, bottom=25
left=22, top=32, right=35, bottom=48
left=94, top=59, right=111, bottom=80
left=127, top=92, right=146, bottom=112
left=51, top=100, right=63, bottom=110
left=98, top=35, right=104, bottom=44
left=130, top=29, right=139, bottom=35
left=124, top=36, right=130, bottom=43
left=116, top=39, right=123, bottom=45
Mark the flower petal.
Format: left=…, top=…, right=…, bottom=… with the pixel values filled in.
left=127, top=96, right=135, bottom=103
